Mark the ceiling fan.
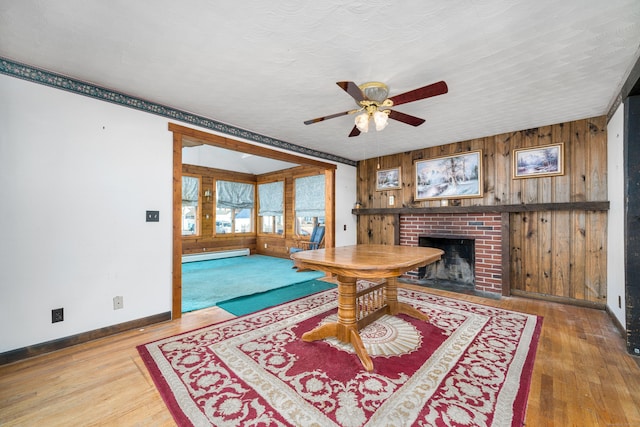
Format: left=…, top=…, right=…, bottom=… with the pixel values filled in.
left=304, top=80, right=448, bottom=137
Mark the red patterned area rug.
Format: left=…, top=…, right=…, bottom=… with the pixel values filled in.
left=138, top=287, right=542, bottom=426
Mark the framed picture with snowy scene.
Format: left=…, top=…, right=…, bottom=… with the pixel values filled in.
left=415, top=150, right=482, bottom=200
left=513, top=143, right=564, bottom=179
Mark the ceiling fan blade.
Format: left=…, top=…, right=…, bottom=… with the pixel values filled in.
left=388, top=81, right=448, bottom=106
left=337, top=81, right=365, bottom=103
left=388, top=110, right=426, bottom=127
left=304, top=110, right=352, bottom=125
left=348, top=126, right=361, bottom=137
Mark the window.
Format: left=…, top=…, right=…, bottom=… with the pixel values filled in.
left=294, top=174, right=325, bottom=236
left=181, top=175, right=199, bottom=236
left=258, top=181, right=284, bottom=234
left=216, top=180, right=254, bottom=234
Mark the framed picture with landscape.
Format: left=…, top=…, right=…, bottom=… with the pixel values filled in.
left=512, top=143, right=564, bottom=179
left=415, top=150, right=483, bottom=200
left=376, top=167, right=401, bottom=191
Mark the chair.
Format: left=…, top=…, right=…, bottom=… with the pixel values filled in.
left=290, top=224, right=325, bottom=255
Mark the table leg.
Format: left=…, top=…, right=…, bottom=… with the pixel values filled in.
left=301, top=275, right=375, bottom=371
left=385, top=276, right=430, bottom=322
left=301, top=322, right=337, bottom=342
left=349, top=328, right=374, bottom=372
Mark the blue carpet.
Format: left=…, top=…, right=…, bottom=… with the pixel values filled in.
left=182, top=255, right=325, bottom=313
left=217, top=279, right=336, bottom=316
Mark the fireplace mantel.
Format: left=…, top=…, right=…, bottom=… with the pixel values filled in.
left=352, top=201, right=609, bottom=216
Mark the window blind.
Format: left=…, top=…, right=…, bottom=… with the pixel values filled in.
left=295, top=174, right=325, bottom=217
left=182, top=176, right=199, bottom=206
left=258, top=181, right=284, bottom=216
left=216, top=180, right=254, bottom=209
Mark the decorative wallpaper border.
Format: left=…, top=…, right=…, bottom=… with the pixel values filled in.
left=0, top=57, right=356, bottom=167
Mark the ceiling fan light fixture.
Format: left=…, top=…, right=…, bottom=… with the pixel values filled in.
left=373, top=110, right=389, bottom=131
left=305, top=80, right=447, bottom=138
left=355, top=112, right=370, bottom=132
left=359, top=82, right=389, bottom=103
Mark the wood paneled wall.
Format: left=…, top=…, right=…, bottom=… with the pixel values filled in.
left=182, top=164, right=258, bottom=255
left=356, top=116, right=608, bottom=304
left=182, top=164, right=328, bottom=259
left=256, top=165, right=330, bottom=258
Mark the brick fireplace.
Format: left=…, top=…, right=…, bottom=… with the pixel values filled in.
left=399, top=213, right=503, bottom=295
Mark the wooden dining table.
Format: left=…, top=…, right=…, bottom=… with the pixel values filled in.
left=290, top=244, right=444, bottom=371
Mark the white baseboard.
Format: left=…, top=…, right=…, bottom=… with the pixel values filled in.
left=182, top=248, right=250, bottom=263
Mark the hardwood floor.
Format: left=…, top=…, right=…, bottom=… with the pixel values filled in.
left=1, top=286, right=639, bottom=426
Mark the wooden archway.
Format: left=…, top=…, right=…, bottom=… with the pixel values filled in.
left=169, top=123, right=336, bottom=318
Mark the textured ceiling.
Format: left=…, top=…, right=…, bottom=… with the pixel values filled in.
left=1, top=0, right=640, bottom=164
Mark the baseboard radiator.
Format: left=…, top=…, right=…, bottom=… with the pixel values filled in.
left=182, top=248, right=250, bottom=263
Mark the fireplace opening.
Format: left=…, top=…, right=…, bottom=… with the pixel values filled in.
left=418, top=235, right=475, bottom=291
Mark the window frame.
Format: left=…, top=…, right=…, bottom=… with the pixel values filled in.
left=293, top=173, right=326, bottom=238
left=214, top=179, right=256, bottom=236
left=181, top=174, right=201, bottom=238
left=257, top=180, right=285, bottom=237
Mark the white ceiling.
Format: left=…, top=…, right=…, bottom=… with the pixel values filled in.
left=183, top=145, right=298, bottom=175
left=1, top=0, right=640, bottom=164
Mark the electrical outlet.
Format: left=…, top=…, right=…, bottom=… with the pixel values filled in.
left=113, top=296, right=124, bottom=310
left=52, top=308, right=64, bottom=323
left=634, top=348, right=640, bottom=355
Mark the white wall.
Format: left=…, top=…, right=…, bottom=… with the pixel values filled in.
left=607, top=102, right=626, bottom=328
left=0, top=75, right=173, bottom=352
left=334, top=163, right=358, bottom=247
left=0, top=74, right=358, bottom=353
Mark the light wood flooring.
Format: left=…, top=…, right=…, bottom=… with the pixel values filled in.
left=1, top=285, right=639, bottom=426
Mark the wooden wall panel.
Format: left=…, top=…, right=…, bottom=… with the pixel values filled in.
left=538, top=211, right=553, bottom=295
left=552, top=210, right=571, bottom=297
left=522, top=211, right=539, bottom=293
left=357, top=214, right=396, bottom=245
left=571, top=210, right=587, bottom=300
left=493, top=134, right=512, bottom=204
left=510, top=212, right=524, bottom=292
left=571, top=120, right=588, bottom=202
left=507, top=210, right=607, bottom=303
left=585, top=210, right=607, bottom=300
left=587, top=116, right=608, bottom=200
left=358, top=117, right=606, bottom=209
left=552, top=123, right=572, bottom=201
left=357, top=115, right=608, bottom=304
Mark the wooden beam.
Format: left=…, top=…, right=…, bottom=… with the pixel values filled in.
left=324, top=168, right=336, bottom=248
left=172, top=133, right=183, bottom=319
left=624, top=95, right=640, bottom=355
left=352, top=201, right=610, bottom=215
left=394, top=214, right=401, bottom=245
left=501, top=212, right=511, bottom=296
left=168, top=123, right=336, bottom=170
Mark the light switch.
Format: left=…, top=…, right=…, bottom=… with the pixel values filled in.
left=146, top=210, right=159, bottom=222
